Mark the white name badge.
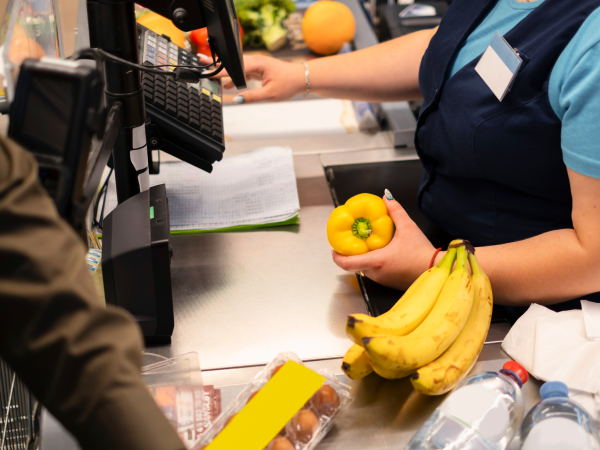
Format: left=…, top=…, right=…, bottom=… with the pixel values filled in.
left=475, top=31, right=522, bottom=102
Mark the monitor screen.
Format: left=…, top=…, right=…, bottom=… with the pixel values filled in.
left=21, top=75, right=76, bottom=157
left=204, top=0, right=247, bottom=89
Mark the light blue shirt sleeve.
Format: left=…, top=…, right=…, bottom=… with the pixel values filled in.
left=548, top=6, right=600, bottom=180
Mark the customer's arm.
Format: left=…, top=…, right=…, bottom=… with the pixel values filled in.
left=0, top=136, right=184, bottom=450
left=201, top=28, right=437, bottom=103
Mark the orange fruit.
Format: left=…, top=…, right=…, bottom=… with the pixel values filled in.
left=302, top=1, right=355, bottom=55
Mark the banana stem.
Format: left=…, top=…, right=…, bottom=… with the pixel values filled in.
left=448, top=239, right=475, bottom=254
left=456, top=245, right=467, bottom=268
left=467, top=252, right=482, bottom=275
left=436, top=246, right=457, bottom=269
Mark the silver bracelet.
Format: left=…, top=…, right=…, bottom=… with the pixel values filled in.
left=302, top=62, right=310, bottom=98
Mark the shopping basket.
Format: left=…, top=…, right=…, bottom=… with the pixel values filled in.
left=0, top=358, right=38, bottom=450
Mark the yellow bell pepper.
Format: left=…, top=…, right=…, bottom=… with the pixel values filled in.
left=327, top=193, right=394, bottom=256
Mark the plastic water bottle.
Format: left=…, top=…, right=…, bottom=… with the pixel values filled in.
left=520, top=381, right=600, bottom=450
left=405, top=361, right=529, bottom=450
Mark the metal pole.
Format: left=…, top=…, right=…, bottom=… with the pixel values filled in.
left=86, top=0, right=149, bottom=204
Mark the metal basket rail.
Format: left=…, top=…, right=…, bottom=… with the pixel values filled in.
left=0, top=358, right=38, bottom=450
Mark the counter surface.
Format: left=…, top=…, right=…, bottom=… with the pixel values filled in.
left=202, top=342, right=539, bottom=450
left=152, top=204, right=369, bottom=370
left=41, top=338, right=533, bottom=450
left=150, top=141, right=522, bottom=448
left=41, top=133, right=522, bottom=449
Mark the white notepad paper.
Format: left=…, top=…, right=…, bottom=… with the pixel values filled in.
left=102, top=147, right=300, bottom=232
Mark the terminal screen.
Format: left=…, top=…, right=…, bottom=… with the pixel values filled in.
left=21, top=75, right=76, bottom=158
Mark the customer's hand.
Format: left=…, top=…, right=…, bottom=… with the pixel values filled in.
left=332, top=192, right=436, bottom=291
left=199, top=54, right=306, bottom=103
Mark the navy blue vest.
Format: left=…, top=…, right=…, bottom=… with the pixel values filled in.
left=415, top=0, right=600, bottom=315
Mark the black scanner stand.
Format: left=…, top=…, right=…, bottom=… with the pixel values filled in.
left=89, top=0, right=246, bottom=345
left=102, top=184, right=174, bottom=345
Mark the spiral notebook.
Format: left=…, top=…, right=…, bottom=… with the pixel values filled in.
left=101, top=147, right=300, bottom=233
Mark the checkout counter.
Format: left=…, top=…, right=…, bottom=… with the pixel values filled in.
left=0, top=0, right=545, bottom=448
left=148, top=139, right=535, bottom=450
left=39, top=121, right=536, bottom=450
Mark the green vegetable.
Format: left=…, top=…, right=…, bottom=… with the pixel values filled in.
left=234, top=0, right=295, bottom=51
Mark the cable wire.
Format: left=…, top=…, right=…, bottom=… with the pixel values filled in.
left=71, top=47, right=221, bottom=81
left=198, top=63, right=225, bottom=78
left=99, top=178, right=110, bottom=228
left=93, top=167, right=112, bottom=230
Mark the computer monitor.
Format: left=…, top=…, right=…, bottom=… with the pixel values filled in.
left=136, top=0, right=247, bottom=89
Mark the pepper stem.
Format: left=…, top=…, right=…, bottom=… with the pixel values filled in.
left=352, top=217, right=373, bottom=240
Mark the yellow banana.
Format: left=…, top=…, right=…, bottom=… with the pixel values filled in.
left=371, top=358, right=414, bottom=380
left=363, top=245, right=474, bottom=372
left=346, top=247, right=458, bottom=346
left=411, top=250, right=493, bottom=395
left=341, top=344, right=373, bottom=380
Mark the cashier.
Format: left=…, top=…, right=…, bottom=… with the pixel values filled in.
left=210, top=0, right=600, bottom=317
left=0, top=135, right=184, bottom=449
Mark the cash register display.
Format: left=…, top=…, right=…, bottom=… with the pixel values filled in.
left=20, top=75, right=76, bottom=159
left=213, top=0, right=246, bottom=88
left=225, top=0, right=242, bottom=52
left=8, top=59, right=104, bottom=219
left=205, top=79, right=220, bottom=95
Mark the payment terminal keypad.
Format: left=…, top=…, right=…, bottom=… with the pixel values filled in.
left=137, top=24, right=225, bottom=167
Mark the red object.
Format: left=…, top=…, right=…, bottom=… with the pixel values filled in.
left=429, top=248, right=442, bottom=269
left=190, top=27, right=210, bottom=55
left=237, top=18, right=244, bottom=42
left=503, top=361, right=529, bottom=385
left=189, top=19, right=243, bottom=56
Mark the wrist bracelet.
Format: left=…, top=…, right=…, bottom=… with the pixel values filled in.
left=429, top=248, right=442, bottom=269
left=302, top=62, right=310, bottom=98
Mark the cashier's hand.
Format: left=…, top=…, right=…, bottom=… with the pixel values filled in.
left=331, top=193, right=436, bottom=291
left=199, top=55, right=305, bottom=103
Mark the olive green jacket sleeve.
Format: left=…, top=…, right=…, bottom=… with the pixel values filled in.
left=0, top=135, right=185, bottom=450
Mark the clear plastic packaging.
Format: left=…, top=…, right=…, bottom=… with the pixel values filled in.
left=405, top=361, right=529, bottom=450
left=520, top=381, right=600, bottom=450
left=192, top=352, right=353, bottom=450
left=0, top=0, right=63, bottom=100
left=142, top=352, right=207, bottom=449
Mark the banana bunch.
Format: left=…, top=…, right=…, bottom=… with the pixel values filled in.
left=341, top=240, right=493, bottom=396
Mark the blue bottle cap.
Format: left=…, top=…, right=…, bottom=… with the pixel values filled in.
left=540, top=381, right=569, bottom=400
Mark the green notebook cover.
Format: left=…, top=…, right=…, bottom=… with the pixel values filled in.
left=170, top=213, right=300, bottom=235
left=98, top=213, right=299, bottom=239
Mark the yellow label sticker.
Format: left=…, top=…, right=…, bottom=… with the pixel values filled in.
left=206, top=361, right=325, bottom=450
left=212, top=95, right=222, bottom=103
left=202, top=88, right=212, bottom=97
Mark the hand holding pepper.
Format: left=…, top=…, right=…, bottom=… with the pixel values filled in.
left=330, top=189, right=436, bottom=291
